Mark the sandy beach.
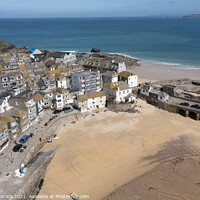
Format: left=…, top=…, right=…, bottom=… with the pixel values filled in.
left=131, top=59, right=200, bottom=82
left=38, top=98, right=200, bottom=200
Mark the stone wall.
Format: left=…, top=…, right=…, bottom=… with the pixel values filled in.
left=107, top=102, right=134, bottom=112
left=11, top=150, right=55, bottom=200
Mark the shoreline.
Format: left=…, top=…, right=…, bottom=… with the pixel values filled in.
left=129, top=59, right=200, bottom=82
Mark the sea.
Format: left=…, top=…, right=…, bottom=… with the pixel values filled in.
left=0, top=17, right=200, bottom=68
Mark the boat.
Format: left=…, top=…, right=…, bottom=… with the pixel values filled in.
left=70, top=193, right=79, bottom=200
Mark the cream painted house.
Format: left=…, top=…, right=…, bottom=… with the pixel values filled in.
left=63, top=53, right=76, bottom=64
left=74, top=91, right=106, bottom=112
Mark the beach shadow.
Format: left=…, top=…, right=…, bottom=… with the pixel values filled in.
left=142, top=134, right=200, bottom=167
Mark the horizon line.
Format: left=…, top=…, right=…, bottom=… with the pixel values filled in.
left=0, top=15, right=184, bottom=19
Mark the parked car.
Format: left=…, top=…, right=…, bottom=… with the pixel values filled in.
left=63, top=107, right=71, bottom=111
left=65, top=109, right=74, bottom=113
left=53, top=110, right=62, bottom=114
left=19, top=135, right=30, bottom=143
left=180, top=102, right=189, bottom=107
left=190, top=104, right=200, bottom=109
left=13, top=144, right=23, bottom=152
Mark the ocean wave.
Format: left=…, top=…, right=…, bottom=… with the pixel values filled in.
left=108, top=52, right=140, bottom=60
left=61, top=50, right=77, bottom=53
left=153, top=61, right=181, bottom=66
left=143, top=59, right=200, bottom=69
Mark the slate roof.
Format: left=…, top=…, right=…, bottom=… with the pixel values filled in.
left=104, top=81, right=130, bottom=92
left=77, top=91, right=106, bottom=102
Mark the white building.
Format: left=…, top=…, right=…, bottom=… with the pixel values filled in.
left=111, top=61, right=126, bottom=73
left=56, top=74, right=70, bottom=89
left=71, top=71, right=101, bottom=94
left=118, top=71, right=138, bottom=88
left=55, top=91, right=64, bottom=109
left=104, top=81, right=134, bottom=103
left=0, top=121, right=9, bottom=152
left=158, top=92, right=169, bottom=102
left=63, top=53, right=76, bottom=64
left=47, top=88, right=71, bottom=110
left=0, top=97, right=11, bottom=113
left=25, top=98, right=37, bottom=125
left=32, top=93, right=45, bottom=116
left=140, top=85, right=152, bottom=97
left=74, top=91, right=106, bottom=112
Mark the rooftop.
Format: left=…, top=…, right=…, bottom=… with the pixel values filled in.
left=73, top=71, right=99, bottom=77
left=78, top=91, right=106, bottom=102
left=104, top=81, right=130, bottom=91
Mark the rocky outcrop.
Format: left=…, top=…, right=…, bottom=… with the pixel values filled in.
left=91, top=48, right=101, bottom=53
left=0, top=39, right=27, bottom=53
left=0, top=39, right=15, bottom=53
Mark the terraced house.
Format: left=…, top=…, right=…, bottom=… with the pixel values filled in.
left=0, top=72, right=23, bottom=92
left=8, top=108, right=29, bottom=133
left=74, top=91, right=106, bottom=112
left=32, top=93, right=45, bottom=116
left=9, top=91, right=37, bottom=125
left=0, top=112, right=19, bottom=139
left=0, top=120, right=9, bottom=152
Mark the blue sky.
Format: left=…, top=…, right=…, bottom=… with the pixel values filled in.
left=0, top=0, right=200, bottom=18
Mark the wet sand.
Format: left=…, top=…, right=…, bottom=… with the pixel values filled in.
left=38, top=99, right=200, bottom=200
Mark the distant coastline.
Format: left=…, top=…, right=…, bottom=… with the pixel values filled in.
left=183, top=14, right=200, bottom=18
